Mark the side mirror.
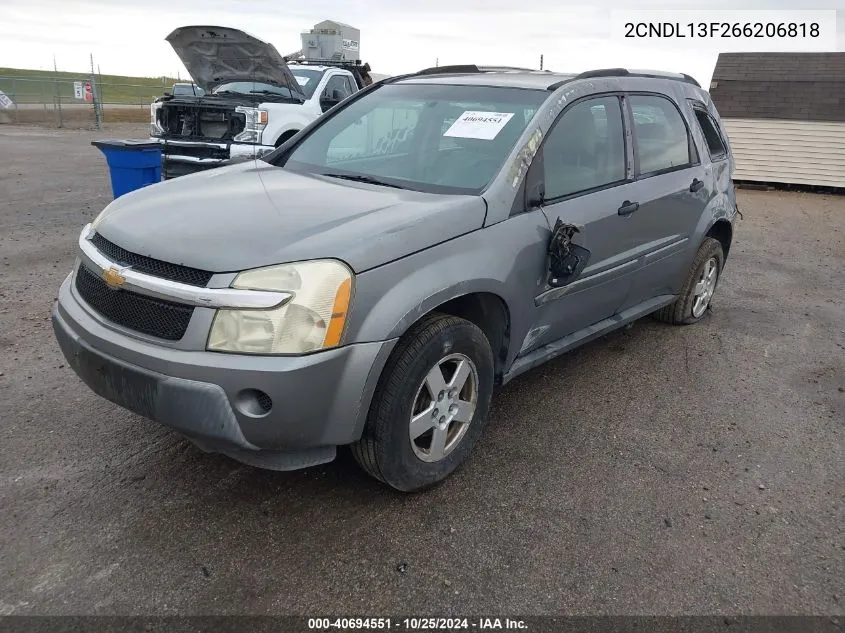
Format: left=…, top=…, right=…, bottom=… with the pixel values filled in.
left=320, top=89, right=344, bottom=111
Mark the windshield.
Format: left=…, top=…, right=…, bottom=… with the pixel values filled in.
left=212, top=81, right=300, bottom=100
left=278, top=83, right=548, bottom=195
left=172, top=84, right=204, bottom=96
left=290, top=69, right=325, bottom=98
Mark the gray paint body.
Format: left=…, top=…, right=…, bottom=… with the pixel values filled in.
left=53, top=71, right=737, bottom=470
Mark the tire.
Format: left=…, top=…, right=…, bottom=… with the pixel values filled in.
left=350, top=313, right=494, bottom=492
left=654, top=237, right=725, bottom=325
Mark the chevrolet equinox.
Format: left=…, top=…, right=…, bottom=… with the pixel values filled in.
left=52, top=65, right=738, bottom=491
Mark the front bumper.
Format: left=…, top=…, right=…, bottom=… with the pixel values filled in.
left=52, top=274, right=396, bottom=470
left=152, top=138, right=275, bottom=179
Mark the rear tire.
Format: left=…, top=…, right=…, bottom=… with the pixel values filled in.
left=654, top=237, right=725, bottom=325
left=351, top=313, right=494, bottom=492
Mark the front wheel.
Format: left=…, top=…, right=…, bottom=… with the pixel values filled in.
left=350, top=313, right=494, bottom=492
left=654, top=237, right=725, bottom=325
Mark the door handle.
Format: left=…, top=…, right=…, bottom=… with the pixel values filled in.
left=618, top=200, right=639, bottom=216
left=690, top=178, right=704, bottom=193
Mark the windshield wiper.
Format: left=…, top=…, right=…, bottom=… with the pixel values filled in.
left=321, top=173, right=406, bottom=189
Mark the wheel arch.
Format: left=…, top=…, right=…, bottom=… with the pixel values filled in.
left=388, top=290, right=512, bottom=383
left=706, top=219, right=733, bottom=259
left=274, top=129, right=300, bottom=147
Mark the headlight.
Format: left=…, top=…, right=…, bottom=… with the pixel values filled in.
left=91, top=206, right=110, bottom=231
left=150, top=101, right=163, bottom=136
left=234, top=106, right=268, bottom=144
left=207, top=260, right=353, bottom=355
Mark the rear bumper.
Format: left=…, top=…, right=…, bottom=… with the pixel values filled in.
left=151, top=138, right=275, bottom=179
left=52, top=274, right=397, bottom=470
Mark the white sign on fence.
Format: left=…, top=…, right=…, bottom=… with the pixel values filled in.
left=0, top=90, right=13, bottom=109
left=73, top=81, right=84, bottom=99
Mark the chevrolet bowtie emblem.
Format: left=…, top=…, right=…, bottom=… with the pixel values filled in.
left=102, top=267, right=126, bottom=288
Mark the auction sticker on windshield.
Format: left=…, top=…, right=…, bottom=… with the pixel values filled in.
left=443, top=111, right=515, bottom=140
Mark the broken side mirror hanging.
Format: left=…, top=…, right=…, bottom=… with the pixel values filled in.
left=547, top=219, right=590, bottom=288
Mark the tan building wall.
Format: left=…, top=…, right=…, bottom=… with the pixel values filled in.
left=722, top=118, right=845, bottom=188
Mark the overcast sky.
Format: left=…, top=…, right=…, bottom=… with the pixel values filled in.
left=1, top=0, right=843, bottom=88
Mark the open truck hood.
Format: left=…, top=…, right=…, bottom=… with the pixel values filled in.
left=165, top=25, right=306, bottom=98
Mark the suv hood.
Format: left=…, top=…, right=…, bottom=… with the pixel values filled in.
left=92, top=162, right=486, bottom=274
left=165, top=25, right=306, bottom=98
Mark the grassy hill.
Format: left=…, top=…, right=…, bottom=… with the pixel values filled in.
left=0, top=67, right=179, bottom=105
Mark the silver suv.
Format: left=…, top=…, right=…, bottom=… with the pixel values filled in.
left=52, top=65, right=738, bottom=491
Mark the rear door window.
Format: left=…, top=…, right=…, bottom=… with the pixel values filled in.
left=629, top=95, right=693, bottom=176
left=344, top=76, right=357, bottom=95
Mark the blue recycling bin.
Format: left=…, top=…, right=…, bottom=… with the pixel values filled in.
left=91, top=139, right=162, bottom=199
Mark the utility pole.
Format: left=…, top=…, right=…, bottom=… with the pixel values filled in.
left=89, top=53, right=102, bottom=129
left=436, top=57, right=439, bottom=67
left=53, top=54, right=62, bottom=127
left=540, top=54, right=544, bottom=70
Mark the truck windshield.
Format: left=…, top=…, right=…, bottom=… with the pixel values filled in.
left=172, top=83, right=204, bottom=96
left=277, top=83, right=549, bottom=195
left=290, top=69, right=325, bottom=98
left=212, top=81, right=300, bottom=101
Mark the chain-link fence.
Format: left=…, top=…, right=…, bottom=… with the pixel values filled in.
left=0, top=74, right=176, bottom=129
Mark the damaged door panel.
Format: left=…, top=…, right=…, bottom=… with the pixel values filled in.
left=547, top=219, right=591, bottom=287
left=521, top=94, right=637, bottom=353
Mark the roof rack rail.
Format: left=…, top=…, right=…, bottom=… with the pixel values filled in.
left=413, top=64, right=546, bottom=76
left=562, top=68, right=701, bottom=87
left=415, top=64, right=482, bottom=76
left=287, top=58, right=369, bottom=69
left=476, top=65, right=542, bottom=72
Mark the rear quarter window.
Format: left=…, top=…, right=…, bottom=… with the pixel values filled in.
left=692, top=107, right=728, bottom=160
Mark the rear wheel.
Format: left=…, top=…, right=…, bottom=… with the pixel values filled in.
left=654, top=237, right=725, bottom=325
left=351, top=313, right=494, bottom=492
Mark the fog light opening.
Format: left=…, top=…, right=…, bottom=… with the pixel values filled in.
left=234, top=389, right=273, bottom=418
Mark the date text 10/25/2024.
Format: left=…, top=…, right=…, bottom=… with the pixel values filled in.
left=307, top=618, right=528, bottom=630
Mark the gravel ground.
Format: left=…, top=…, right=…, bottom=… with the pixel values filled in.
left=0, top=124, right=843, bottom=616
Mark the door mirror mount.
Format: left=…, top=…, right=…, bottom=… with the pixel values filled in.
left=320, top=89, right=345, bottom=112
left=526, top=181, right=545, bottom=209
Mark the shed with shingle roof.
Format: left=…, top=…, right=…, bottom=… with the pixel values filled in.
left=709, top=52, right=845, bottom=187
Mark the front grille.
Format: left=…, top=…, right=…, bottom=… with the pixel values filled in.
left=162, top=142, right=230, bottom=160
left=75, top=265, right=194, bottom=341
left=90, top=233, right=213, bottom=287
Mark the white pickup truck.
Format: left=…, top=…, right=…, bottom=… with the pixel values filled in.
left=150, top=26, right=373, bottom=179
